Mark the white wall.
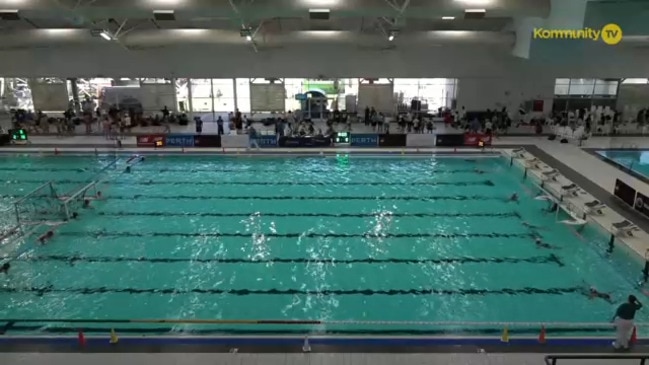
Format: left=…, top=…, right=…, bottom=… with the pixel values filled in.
left=456, top=76, right=555, bottom=113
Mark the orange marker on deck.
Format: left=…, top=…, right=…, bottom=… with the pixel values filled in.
left=78, top=329, right=86, bottom=347
left=538, top=326, right=546, bottom=344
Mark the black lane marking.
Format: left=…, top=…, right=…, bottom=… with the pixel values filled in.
left=0, top=286, right=583, bottom=296
left=16, top=254, right=564, bottom=266
left=93, top=195, right=508, bottom=201
left=57, top=231, right=534, bottom=239
left=0, top=167, right=487, bottom=174
left=2, top=180, right=495, bottom=187
left=1, top=194, right=508, bottom=201
left=97, top=212, right=521, bottom=218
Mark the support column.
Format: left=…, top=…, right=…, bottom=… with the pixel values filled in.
left=171, top=77, right=179, bottom=113
left=210, top=79, right=216, bottom=123
left=187, top=78, right=194, bottom=120
left=68, top=78, right=80, bottom=112
left=233, top=78, right=238, bottom=111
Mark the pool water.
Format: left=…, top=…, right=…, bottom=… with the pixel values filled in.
left=597, top=150, right=649, bottom=178
left=0, top=154, right=646, bottom=335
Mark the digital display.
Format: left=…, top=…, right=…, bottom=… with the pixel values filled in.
left=336, top=132, right=350, bottom=144
left=11, top=129, right=27, bottom=141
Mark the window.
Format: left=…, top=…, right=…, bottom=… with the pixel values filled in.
left=235, top=78, right=251, bottom=113
left=393, top=78, right=457, bottom=110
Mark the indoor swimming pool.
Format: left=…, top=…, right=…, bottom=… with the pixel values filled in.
left=596, top=149, right=649, bottom=180
left=0, top=154, right=646, bottom=335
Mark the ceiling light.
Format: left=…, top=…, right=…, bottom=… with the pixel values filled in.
left=454, top=0, right=492, bottom=5
left=99, top=31, right=113, bottom=41
left=388, top=30, right=398, bottom=42
left=153, top=10, right=175, bottom=21
left=442, top=16, right=455, bottom=20
left=246, top=35, right=252, bottom=41
left=465, top=9, right=486, bottom=13
left=300, top=0, right=340, bottom=6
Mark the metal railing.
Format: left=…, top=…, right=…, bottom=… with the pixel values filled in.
left=545, top=355, right=649, bottom=365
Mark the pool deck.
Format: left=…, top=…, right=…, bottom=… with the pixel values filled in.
left=4, top=135, right=649, bottom=362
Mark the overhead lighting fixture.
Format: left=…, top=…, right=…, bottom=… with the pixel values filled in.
left=240, top=28, right=253, bottom=41
left=464, top=9, right=486, bottom=19
left=0, top=9, right=19, bottom=21
left=454, top=0, right=492, bottom=5
left=309, top=8, right=330, bottom=20
left=442, top=16, right=455, bottom=20
left=153, top=10, right=175, bottom=21
left=99, top=30, right=113, bottom=41
left=301, top=0, right=340, bottom=6
left=388, top=30, right=397, bottom=42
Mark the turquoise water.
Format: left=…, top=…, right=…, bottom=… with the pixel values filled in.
left=597, top=150, right=649, bottom=177
left=0, top=154, right=646, bottom=335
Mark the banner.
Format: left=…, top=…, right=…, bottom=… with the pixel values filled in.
left=165, top=134, right=195, bottom=147
left=406, top=134, right=435, bottom=147
left=221, top=135, right=250, bottom=148
left=378, top=134, right=407, bottom=147
left=614, top=179, right=637, bottom=207
left=256, top=135, right=278, bottom=148
left=464, top=133, right=492, bottom=147
left=435, top=134, right=465, bottom=147
left=278, top=136, right=332, bottom=147
left=194, top=135, right=221, bottom=148
left=136, top=134, right=165, bottom=147
left=350, top=134, right=379, bottom=147
left=634, top=191, right=649, bottom=219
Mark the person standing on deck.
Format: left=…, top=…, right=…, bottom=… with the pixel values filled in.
left=612, top=295, right=642, bottom=350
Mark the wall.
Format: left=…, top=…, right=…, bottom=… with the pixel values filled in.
left=456, top=76, right=555, bottom=113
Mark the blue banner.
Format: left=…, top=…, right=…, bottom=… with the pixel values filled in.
left=256, top=135, right=278, bottom=148
left=350, top=134, right=379, bottom=147
left=165, top=134, right=195, bottom=147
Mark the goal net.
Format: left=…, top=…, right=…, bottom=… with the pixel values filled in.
left=61, top=181, right=100, bottom=220
left=13, top=181, right=64, bottom=226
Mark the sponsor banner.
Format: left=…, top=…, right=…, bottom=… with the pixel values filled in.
left=278, top=136, right=332, bottom=147
left=634, top=191, right=649, bottom=219
left=614, top=179, right=637, bottom=207
left=256, top=135, right=278, bottom=148
left=435, top=134, right=465, bottom=147
left=406, top=134, right=436, bottom=147
left=464, top=133, right=492, bottom=147
left=378, top=134, right=406, bottom=147
left=136, top=134, right=165, bottom=147
left=194, top=135, right=221, bottom=148
left=165, top=134, right=195, bottom=148
left=221, top=135, right=250, bottom=148
left=350, top=134, right=379, bottom=147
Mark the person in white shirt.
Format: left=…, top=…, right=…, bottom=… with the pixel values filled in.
left=413, top=116, right=420, bottom=133
left=485, top=119, right=493, bottom=135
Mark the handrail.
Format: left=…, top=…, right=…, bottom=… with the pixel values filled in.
left=545, top=355, right=649, bottom=365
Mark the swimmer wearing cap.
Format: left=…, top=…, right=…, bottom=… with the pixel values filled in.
left=38, top=230, right=54, bottom=245
left=508, top=193, right=519, bottom=203
left=534, top=237, right=558, bottom=250
left=583, top=286, right=613, bottom=304
left=0, top=263, right=9, bottom=274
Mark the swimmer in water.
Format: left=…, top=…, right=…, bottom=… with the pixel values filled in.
left=474, top=168, right=485, bottom=174
left=83, top=199, right=91, bottom=208
left=508, top=192, right=519, bottom=203
left=38, top=230, right=54, bottom=245
left=583, top=286, right=614, bottom=303
left=125, top=166, right=131, bottom=173
left=523, top=222, right=545, bottom=230
left=534, top=237, right=558, bottom=250
left=0, top=263, right=9, bottom=274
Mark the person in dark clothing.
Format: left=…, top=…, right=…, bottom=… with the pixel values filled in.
left=195, top=117, right=203, bottom=134
left=0, top=263, right=9, bottom=274
left=161, top=106, right=170, bottom=119
left=364, top=107, right=370, bottom=126
left=216, top=116, right=224, bottom=135
left=612, top=295, right=643, bottom=350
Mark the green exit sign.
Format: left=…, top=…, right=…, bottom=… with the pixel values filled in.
left=336, top=132, right=349, bottom=144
